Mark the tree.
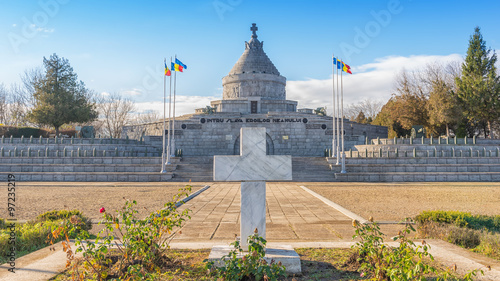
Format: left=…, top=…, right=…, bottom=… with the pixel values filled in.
left=345, top=99, right=383, bottom=123
left=354, top=111, right=367, bottom=124
left=314, top=107, right=327, bottom=116
left=0, top=84, right=7, bottom=125
left=98, top=94, right=135, bottom=138
left=373, top=70, right=429, bottom=137
left=28, top=54, right=97, bottom=134
left=455, top=27, right=500, bottom=138
left=424, top=63, right=462, bottom=136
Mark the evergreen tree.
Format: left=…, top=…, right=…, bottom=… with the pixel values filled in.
left=455, top=27, right=500, bottom=138
left=354, top=111, right=367, bottom=124
left=28, top=54, right=98, bottom=134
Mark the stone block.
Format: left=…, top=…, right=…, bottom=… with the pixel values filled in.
left=208, top=245, right=301, bottom=274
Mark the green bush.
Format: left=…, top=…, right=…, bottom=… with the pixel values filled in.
left=416, top=210, right=500, bottom=232
left=51, top=186, right=192, bottom=280
left=205, top=229, right=286, bottom=281
left=352, top=218, right=484, bottom=280
left=1, top=127, right=42, bottom=138
left=36, top=209, right=91, bottom=231
left=0, top=210, right=90, bottom=263
left=448, top=227, right=481, bottom=248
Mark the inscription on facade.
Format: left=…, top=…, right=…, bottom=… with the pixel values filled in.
left=200, top=118, right=307, bottom=124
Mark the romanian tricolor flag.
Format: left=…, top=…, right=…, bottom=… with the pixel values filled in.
left=171, top=62, right=183, bottom=72
left=165, top=62, right=171, bottom=76
left=175, top=58, right=187, bottom=70
left=343, top=62, right=352, bottom=74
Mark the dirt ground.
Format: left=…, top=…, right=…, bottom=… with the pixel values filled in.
left=1, top=182, right=207, bottom=221
left=303, top=182, right=500, bottom=221
left=1, top=182, right=499, bottom=223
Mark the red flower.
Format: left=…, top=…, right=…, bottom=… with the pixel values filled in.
left=99, top=207, right=106, bottom=213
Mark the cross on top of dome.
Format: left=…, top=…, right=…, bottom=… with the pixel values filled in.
left=250, top=23, right=258, bottom=39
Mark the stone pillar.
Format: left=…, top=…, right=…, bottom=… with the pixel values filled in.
left=241, top=181, right=266, bottom=242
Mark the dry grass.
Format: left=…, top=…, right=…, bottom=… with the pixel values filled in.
left=304, top=182, right=500, bottom=221
left=0, top=182, right=204, bottom=221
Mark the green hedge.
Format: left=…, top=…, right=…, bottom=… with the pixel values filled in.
left=0, top=210, right=91, bottom=263
left=416, top=210, right=500, bottom=232
left=0, top=127, right=45, bottom=138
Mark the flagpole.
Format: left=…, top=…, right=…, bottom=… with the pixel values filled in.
left=336, top=60, right=340, bottom=165
left=171, top=54, right=177, bottom=158
left=341, top=59, right=346, bottom=173
left=161, top=58, right=167, bottom=173
left=166, top=57, right=173, bottom=164
left=332, top=55, right=336, bottom=160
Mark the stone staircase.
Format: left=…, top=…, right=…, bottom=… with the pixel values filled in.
left=171, top=156, right=214, bottom=182
left=170, top=156, right=337, bottom=182
left=1, top=157, right=175, bottom=182
left=330, top=137, right=500, bottom=182
left=292, top=157, right=336, bottom=182
left=0, top=137, right=172, bottom=182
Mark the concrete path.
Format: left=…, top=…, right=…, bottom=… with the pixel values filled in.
left=171, top=182, right=401, bottom=243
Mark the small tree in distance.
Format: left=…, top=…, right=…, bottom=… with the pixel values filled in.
left=28, top=53, right=97, bottom=135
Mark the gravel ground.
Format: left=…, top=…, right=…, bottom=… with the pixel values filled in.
left=303, top=182, right=500, bottom=221
left=0, top=182, right=207, bottom=221
left=2, top=181, right=499, bottom=223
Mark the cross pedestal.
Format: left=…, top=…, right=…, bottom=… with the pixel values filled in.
left=211, top=127, right=300, bottom=273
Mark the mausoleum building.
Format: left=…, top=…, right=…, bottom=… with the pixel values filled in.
left=123, top=24, right=387, bottom=156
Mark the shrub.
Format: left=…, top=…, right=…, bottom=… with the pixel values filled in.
left=50, top=185, right=192, bottom=280
left=418, top=220, right=500, bottom=260
left=416, top=210, right=500, bottom=232
left=205, top=229, right=286, bottom=281
left=0, top=210, right=90, bottom=264
left=448, top=227, right=481, bottom=249
left=0, top=126, right=42, bottom=137
left=36, top=209, right=91, bottom=231
left=351, top=218, right=484, bottom=280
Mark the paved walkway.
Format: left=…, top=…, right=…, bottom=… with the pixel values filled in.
left=1, top=182, right=499, bottom=280
left=172, top=182, right=400, bottom=243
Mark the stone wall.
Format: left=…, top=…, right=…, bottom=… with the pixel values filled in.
left=124, top=112, right=388, bottom=157
left=222, top=73, right=286, bottom=100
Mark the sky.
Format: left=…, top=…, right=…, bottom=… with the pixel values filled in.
left=1, top=0, right=500, bottom=117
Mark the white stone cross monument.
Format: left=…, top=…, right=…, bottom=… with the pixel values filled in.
left=214, top=127, right=292, bottom=248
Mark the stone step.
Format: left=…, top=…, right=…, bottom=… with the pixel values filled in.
left=0, top=157, right=165, bottom=165
left=328, top=157, right=500, bottom=165
left=343, top=164, right=500, bottom=173
left=334, top=172, right=500, bottom=182
left=0, top=172, right=173, bottom=182
left=0, top=137, right=144, bottom=145
left=1, top=164, right=176, bottom=173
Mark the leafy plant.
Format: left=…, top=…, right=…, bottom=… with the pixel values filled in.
left=205, top=229, right=286, bottom=281
left=0, top=211, right=89, bottom=263
left=49, top=185, right=192, bottom=280
left=351, top=218, right=484, bottom=280
left=416, top=210, right=500, bottom=232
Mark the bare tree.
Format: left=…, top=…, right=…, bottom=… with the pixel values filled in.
left=97, top=94, right=135, bottom=138
left=0, top=84, right=8, bottom=125
left=7, top=84, right=32, bottom=126
left=344, top=99, right=384, bottom=122
left=133, top=110, right=160, bottom=124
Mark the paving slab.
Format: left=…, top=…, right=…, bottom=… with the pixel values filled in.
left=173, top=182, right=360, bottom=242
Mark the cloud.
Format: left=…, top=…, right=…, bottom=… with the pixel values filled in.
left=12, top=24, right=16, bottom=27
left=28, top=24, right=54, bottom=33
left=130, top=53, right=466, bottom=118
left=121, top=88, right=143, bottom=96
left=287, top=53, right=464, bottom=110
left=134, top=95, right=219, bottom=117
